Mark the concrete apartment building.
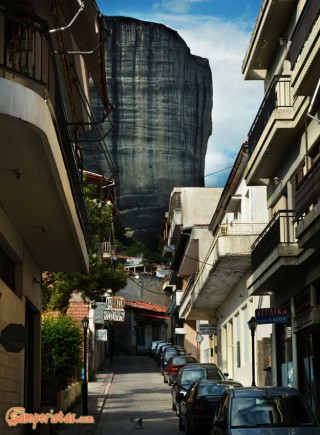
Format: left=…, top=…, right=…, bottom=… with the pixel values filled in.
left=0, top=1, right=110, bottom=433
left=242, top=0, right=320, bottom=416
left=164, top=144, right=271, bottom=386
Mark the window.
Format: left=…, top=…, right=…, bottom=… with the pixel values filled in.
left=0, top=245, right=15, bottom=291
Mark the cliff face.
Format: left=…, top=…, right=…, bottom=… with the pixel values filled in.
left=87, top=17, right=213, bottom=234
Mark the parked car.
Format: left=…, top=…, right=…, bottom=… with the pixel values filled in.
left=164, top=355, right=198, bottom=384
left=172, top=363, right=227, bottom=416
left=179, top=380, right=242, bottom=435
left=156, top=343, right=174, bottom=366
left=148, top=340, right=166, bottom=357
left=211, top=386, right=320, bottom=434
left=152, top=341, right=170, bottom=359
left=161, top=347, right=188, bottom=374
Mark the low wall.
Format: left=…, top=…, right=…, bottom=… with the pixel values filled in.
left=57, top=381, right=82, bottom=413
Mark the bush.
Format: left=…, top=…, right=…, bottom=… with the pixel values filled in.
left=42, top=312, right=83, bottom=390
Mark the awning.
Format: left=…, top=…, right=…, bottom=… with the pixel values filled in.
left=139, top=313, right=170, bottom=320
left=175, top=328, right=186, bottom=335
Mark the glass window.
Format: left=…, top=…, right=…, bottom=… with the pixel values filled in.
left=231, top=395, right=317, bottom=428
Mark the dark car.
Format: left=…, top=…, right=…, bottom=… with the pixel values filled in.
left=153, top=341, right=170, bottom=359
left=179, top=380, right=242, bottom=435
left=171, top=363, right=227, bottom=416
left=160, top=346, right=188, bottom=373
left=156, top=343, right=174, bottom=366
left=211, top=386, right=320, bottom=434
left=164, top=355, right=198, bottom=384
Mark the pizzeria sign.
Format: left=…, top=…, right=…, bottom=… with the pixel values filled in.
left=255, top=307, right=288, bottom=325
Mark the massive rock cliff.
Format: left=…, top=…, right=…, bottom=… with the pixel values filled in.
left=86, top=17, right=213, bottom=235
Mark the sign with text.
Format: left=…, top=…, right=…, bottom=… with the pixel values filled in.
left=96, top=329, right=108, bottom=341
left=106, top=296, right=125, bottom=310
left=104, top=309, right=125, bottom=322
left=255, top=307, right=288, bottom=324
left=198, top=324, right=216, bottom=335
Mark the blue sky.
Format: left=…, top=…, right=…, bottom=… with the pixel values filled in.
left=96, top=0, right=264, bottom=187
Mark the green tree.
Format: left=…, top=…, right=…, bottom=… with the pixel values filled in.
left=41, top=313, right=83, bottom=390
left=42, top=184, right=128, bottom=311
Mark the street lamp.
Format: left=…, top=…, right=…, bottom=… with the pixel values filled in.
left=248, top=316, right=257, bottom=387
left=82, top=316, right=89, bottom=416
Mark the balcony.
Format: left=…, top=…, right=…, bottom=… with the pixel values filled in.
left=179, top=223, right=266, bottom=320
left=290, top=0, right=320, bottom=97
left=293, top=305, right=320, bottom=333
left=245, top=76, right=308, bottom=185
left=295, top=159, right=320, bottom=248
left=167, top=290, right=183, bottom=316
left=242, top=0, right=296, bottom=80
left=248, top=210, right=299, bottom=295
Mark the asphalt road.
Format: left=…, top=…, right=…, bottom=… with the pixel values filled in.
left=95, top=355, right=182, bottom=434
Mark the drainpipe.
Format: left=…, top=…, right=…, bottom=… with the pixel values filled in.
left=291, top=297, right=298, bottom=389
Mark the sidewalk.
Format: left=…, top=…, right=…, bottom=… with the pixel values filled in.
left=53, top=361, right=114, bottom=435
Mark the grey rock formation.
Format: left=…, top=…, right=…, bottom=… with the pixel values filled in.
left=86, top=17, right=212, bottom=235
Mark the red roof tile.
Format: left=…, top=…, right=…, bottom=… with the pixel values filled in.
left=125, top=300, right=167, bottom=313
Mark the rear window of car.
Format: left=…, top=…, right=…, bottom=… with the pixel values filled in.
left=173, top=356, right=197, bottom=365
left=181, top=368, right=206, bottom=384
left=231, top=395, right=317, bottom=428
left=198, top=384, right=227, bottom=397
left=206, top=368, right=225, bottom=380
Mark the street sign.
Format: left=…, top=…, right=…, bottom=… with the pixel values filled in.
left=0, top=323, right=26, bottom=353
left=195, top=333, right=204, bottom=343
left=255, top=307, right=288, bottom=324
left=198, top=324, right=216, bottom=335
left=103, top=309, right=125, bottom=322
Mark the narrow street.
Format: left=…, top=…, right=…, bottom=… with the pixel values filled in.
left=95, top=356, right=182, bottom=434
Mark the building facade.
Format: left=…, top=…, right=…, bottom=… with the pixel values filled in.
left=242, top=0, right=320, bottom=417
left=164, top=145, right=271, bottom=385
left=0, top=1, right=109, bottom=433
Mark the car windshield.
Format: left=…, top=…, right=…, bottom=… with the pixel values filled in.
left=198, top=384, right=227, bottom=397
left=231, top=395, right=317, bottom=428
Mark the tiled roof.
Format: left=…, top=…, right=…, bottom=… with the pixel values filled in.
left=125, top=300, right=167, bottom=313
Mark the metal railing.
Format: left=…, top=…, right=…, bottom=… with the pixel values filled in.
left=248, top=75, right=292, bottom=155
left=295, top=158, right=320, bottom=221
left=251, top=210, right=296, bottom=271
left=0, top=0, right=49, bottom=85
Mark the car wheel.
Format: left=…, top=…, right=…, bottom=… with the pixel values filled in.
left=178, top=414, right=184, bottom=431
left=185, top=416, right=194, bottom=435
left=176, top=402, right=180, bottom=417
left=172, top=398, right=176, bottom=411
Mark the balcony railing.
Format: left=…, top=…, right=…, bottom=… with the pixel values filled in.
left=295, top=159, right=320, bottom=221
left=290, top=0, right=320, bottom=67
left=248, top=75, right=292, bottom=155
left=251, top=210, right=296, bottom=270
left=0, top=0, right=50, bottom=85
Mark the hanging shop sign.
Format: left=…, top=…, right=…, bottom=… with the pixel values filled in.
left=255, top=307, right=288, bottom=325
left=198, top=324, right=216, bottom=335
left=96, top=329, right=108, bottom=341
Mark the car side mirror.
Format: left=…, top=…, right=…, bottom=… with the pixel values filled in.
left=223, top=372, right=229, bottom=377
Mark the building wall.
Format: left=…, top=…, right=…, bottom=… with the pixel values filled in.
left=0, top=207, right=42, bottom=434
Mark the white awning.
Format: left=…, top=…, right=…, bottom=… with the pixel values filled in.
left=175, top=328, right=186, bottom=335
